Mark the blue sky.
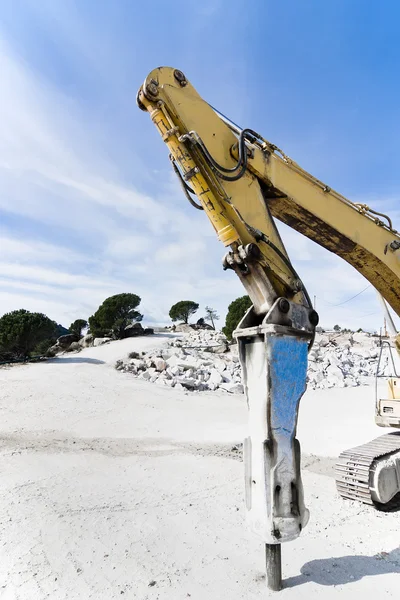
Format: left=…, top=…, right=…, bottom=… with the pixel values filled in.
left=0, top=0, right=399, bottom=331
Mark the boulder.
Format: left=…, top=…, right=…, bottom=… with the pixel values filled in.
left=93, top=337, right=112, bottom=347
left=168, top=365, right=181, bottom=377
left=308, top=350, right=319, bottom=362
left=208, top=369, right=223, bottom=386
left=204, top=343, right=229, bottom=354
left=220, top=382, right=244, bottom=394
left=122, top=323, right=144, bottom=338
left=353, top=332, right=370, bottom=345
left=68, top=342, right=81, bottom=352
left=166, top=355, right=180, bottom=369
left=154, top=358, right=167, bottom=372
left=175, top=376, right=198, bottom=389
left=174, top=323, right=194, bottom=333
left=79, top=334, right=94, bottom=348
left=178, top=356, right=200, bottom=370
left=313, top=371, right=325, bottom=385
left=326, top=364, right=345, bottom=382
left=144, top=328, right=154, bottom=335
left=130, top=359, right=146, bottom=370
left=195, top=318, right=214, bottom=330
left=57, top=333, right=78, bottom=347
left=214, top=359, right=227, bottom=374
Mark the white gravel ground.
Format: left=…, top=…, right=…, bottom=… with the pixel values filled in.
left=0, top=335, right=399, bottom=599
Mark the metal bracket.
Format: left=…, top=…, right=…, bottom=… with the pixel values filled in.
left=183, top=166, right=200, bottom=181
left=162, top=126, right=180, bottom=141
left=230, top=141, right=255, bottom=160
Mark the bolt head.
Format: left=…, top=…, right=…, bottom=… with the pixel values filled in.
left=278, top=298, right=290, bottom=314
left=147, top=83, right=158, bottom=96
left=390, top=240, right=400, bottom=251
left=174, top=69, right=187, bottom=86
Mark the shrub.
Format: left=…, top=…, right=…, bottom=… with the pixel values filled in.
left=89, top=293, right=143, bottom=339
left=222, top=296, right=252, bottom=340
left=0, top=309, right=58, bottom=358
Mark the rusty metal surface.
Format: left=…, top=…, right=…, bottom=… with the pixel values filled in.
left=266, top=195, right=400, bottom=317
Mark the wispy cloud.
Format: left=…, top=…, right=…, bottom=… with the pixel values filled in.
left=0, top=29, right=221, bottom=326
left=0, top=7, right=398, bottom=335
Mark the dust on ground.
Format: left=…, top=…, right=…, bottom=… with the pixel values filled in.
left=1, top=336, right=399, bottom=599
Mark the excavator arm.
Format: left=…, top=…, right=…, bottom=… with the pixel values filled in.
left=137, top=67, right=400, bottom=590
left=137, top=68, right=400, bottom=314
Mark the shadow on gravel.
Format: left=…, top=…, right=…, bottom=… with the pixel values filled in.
left=285, top=548, right=400, bottom=587
left=48, top=357, right=105, bottom=365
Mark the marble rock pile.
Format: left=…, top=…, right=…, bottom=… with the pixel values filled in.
left=115, top=329, right=243, bottom=393
left=116, top=330, right=384, bottom=393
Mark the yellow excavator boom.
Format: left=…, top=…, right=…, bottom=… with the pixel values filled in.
left=137, top=67, right=400, bottom=591
left=138, top=67, right=400, bottom=318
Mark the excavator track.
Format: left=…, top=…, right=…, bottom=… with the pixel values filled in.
left=336, top=432, right=400, bottom=509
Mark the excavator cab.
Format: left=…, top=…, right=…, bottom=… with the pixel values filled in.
left=375, top=341, right=400, bottom=428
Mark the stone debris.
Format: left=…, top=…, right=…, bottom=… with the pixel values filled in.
left=116, top=329, right=242, bottom=394
left=307, top=338, right=380, bottom=390
left=116, top=329, right=391, bottom=394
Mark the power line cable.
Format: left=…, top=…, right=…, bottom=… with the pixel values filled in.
left=320, top=284, right=371, bottom=307
left=353, top=310, right=381, bottom=319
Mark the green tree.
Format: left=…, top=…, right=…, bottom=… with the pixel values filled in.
left=333, top=324, right=341, bottom=332
left=88, top=293, right=143, bottom=339
left=69, top=319, right=88, bottom=338
left=33, top=338, right=56, bottom=357
left=169, top=301, right=199, bottom=324
left=205, top=306, right=219, bottom=329
left=0, top=309, right=58, bottom=358
left=222, top=295, right=252, bottom=340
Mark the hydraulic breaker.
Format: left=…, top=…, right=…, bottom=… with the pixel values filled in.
left=235, top=308, right=311, bottom=590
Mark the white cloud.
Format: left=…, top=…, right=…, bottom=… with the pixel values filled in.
left=0, top=235, right=91, bottom=265
left=0, top=17, right=398, bottom=336
left=107, top=236, right=152, bottom=258
left=0, top=31, right=222, bottom=325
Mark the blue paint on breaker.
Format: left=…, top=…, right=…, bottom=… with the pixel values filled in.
left=268, top=336, right=308, bottom=437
